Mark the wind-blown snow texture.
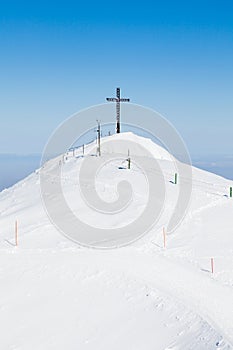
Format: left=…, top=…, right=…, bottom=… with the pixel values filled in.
left=0, top=133, right=233, bottom=350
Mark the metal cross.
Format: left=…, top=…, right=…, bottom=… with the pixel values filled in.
left=106, top=88, right=130, bottom=133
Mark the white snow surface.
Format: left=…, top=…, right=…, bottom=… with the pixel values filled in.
left=0, top=132, right=233, bottom=350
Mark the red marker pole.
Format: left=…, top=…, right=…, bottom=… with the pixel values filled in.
left=163, top=227, right=166, bottom=249
left=15, top=220, right=18, bottom=247
left=211, top=258, right=214, bottom=274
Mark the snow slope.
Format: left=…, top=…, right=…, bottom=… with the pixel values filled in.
left=0, top=132, right=233, bottom=350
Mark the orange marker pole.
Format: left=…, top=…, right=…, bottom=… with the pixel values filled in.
left=211, top=258, right=214, bottom=274
left=15, top=220, right=18, bottom=247
left=163, top=227, right=166, bottom=249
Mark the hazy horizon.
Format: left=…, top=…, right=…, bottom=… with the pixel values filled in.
left=0, top=152, right=232, bottom=192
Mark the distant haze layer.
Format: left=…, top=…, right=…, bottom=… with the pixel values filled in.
left=0, top=154, right=41, bottom=192
left=0, top=153, right=232, bottom=192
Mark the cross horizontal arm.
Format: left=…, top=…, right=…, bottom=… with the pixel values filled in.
left=106, top=98, right=118, bottom=102
left=119, top=98, right=130, bottom=102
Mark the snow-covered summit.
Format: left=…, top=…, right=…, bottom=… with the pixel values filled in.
left=0, top=132, right=233, bottom=349
left=99, top=131, right=172, bottom=160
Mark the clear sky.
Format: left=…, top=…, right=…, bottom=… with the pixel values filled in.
left=0, top=0, right=232, bottom=156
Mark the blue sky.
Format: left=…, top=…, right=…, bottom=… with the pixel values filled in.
left=0, top=0, right=233, bottom=156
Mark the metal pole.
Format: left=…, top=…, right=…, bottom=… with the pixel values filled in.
left=127, top=149, right=130, bottom=169
left=128, top=157, right=131, bottom=169
left=211, top=258, right=214, bottom=274
left=96, top=120, right=101, bottom=156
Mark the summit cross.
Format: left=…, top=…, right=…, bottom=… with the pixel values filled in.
left=106, top=88, right=130, bottom=133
